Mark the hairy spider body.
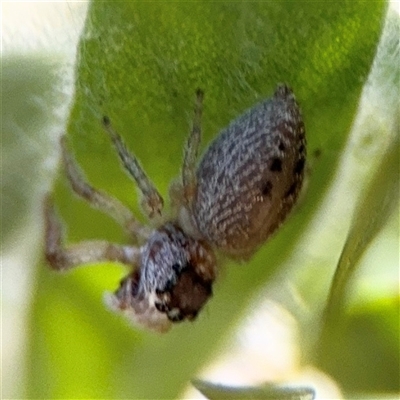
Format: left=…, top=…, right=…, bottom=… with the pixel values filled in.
left=104, top=223, right=216, bottom=332
left=192, top=85, right=305, bottom=258
left=45, top=84, right=306, bottom=332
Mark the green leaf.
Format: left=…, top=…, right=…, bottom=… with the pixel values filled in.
left=26, top=1, right=387, bottom=398
left=317, top=295, right=400, bottom=394
left=322, top=7, right=399, bottom=325
left=345, top=395, right=400, bottom=400
left=324, top=133, right=399, bottom=322
left=316, top=129, right=399, bottom=394
left=314, top=9, right=399, bottom=393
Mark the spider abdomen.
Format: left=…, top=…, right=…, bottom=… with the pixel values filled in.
left=192, top=85, right=306, bottom=258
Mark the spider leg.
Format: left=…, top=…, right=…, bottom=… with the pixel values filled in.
left=44, top=195, right=141, bottom=271
left=182, top=89, right=204, bottom=206
left=60, top=136, right=150, bottom=242
left=102, top=117, right=164, bottom=219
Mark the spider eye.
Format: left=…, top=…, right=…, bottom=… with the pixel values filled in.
left=171, top=263, right=181, bottom=274
left=152, top=260, right=213, bottom=323
left=130, top=270, right=141, bottom=296
left=116, top=270, right=141, bottom=299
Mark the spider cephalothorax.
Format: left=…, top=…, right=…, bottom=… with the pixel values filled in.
left=105, top=223, right=216, bottom=332
left=45, top=85, right=306, bottom=332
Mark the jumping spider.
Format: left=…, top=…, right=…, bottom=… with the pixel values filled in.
left=44, top=85, right=306, bottom=332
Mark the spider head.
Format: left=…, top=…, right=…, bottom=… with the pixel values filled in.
left=105, top=223, right=217, bottom=332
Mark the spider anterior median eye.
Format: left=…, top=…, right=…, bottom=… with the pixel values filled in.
left=172, top=263, right=181, bottom=273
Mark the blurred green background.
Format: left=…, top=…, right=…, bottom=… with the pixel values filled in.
left=2, top=1, right=398, bottom=399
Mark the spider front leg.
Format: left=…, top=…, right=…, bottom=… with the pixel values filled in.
left=182, top=89, right=204, bottom=206
left=61, top=136, right=151, bottom=242
left=44, top=195, right=140, bottom=271
left=102, top=117, right=164, bottom=219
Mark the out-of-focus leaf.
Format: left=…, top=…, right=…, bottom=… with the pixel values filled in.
left=346, top=395, right=400, bottom=400
left=1, top=56, right=61, bottom=240
left=324, top=133, right=399, bottom=321
left=193, top=380, right=315, bottom=400
left=318, top=294, right=400, bottom=393
left=314, top=9, right=399, bottom=393
left=27, top=1, right=387, bottom=398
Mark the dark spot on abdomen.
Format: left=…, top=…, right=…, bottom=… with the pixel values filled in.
left=261, top=180, right=273, bottom=196
left=294, top=158, right=305, bottom=175
left=284, top=182, right=298, bottom=198
left=270, top=158, right=282, bottom=172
